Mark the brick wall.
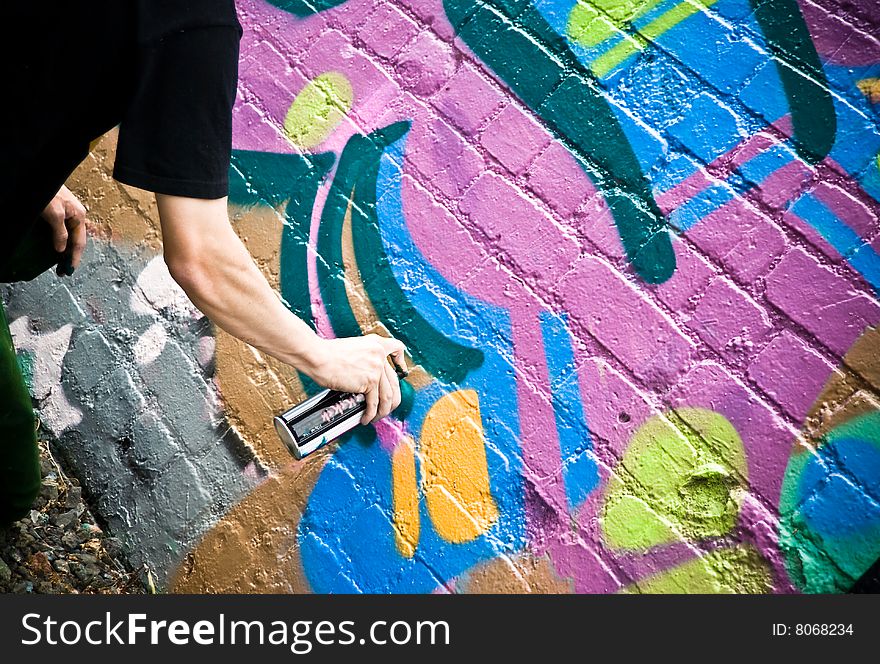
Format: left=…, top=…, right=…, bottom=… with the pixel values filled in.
left=5, top=0, right=880, bottom=593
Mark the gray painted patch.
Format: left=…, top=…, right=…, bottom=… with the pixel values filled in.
left=3, top=238, right=260, bottom=586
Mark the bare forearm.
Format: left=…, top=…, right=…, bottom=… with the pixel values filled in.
left=175, top=233, right=319, bottom=369
left=156, top=195, right=322, bottom=374
left=155, top=193, right=408, bottom=422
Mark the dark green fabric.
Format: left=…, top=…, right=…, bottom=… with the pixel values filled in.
left=0, top=220, right=57, bottom=525
left=2, top=218, right=63, bottom=283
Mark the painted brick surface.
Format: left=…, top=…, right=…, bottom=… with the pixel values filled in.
left=4, top=0, right=880, bottom=594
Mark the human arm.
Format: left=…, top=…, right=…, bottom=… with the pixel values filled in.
left=156, top=193, right=405, bottom=424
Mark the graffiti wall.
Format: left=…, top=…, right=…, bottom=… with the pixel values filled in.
left=4, top=0, right=880, bottom=593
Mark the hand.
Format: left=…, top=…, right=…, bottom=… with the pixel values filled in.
left=40, top=185, right=88, bottom=276
left=305, top=334, right=408, bottom=425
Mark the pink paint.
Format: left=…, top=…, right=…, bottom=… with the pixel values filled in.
left=553, top=255, right=695, bottom=390
left=799, top=0, right=880, bottom=66
left=374, top=418, right=409, bottom=454
left=748, top=331, right=839, bottom=422
left=670, top=361, right=797, bottom=504
left=308, top=165, right=338, bottom=340
left=509, top=305, right=569, bottom=522
left=480, top=103, right=552, bottom=176
left=657, top=118, right=793, bottom=215
left=230, top=0, right=880, bottom=594
left=433, top=63, right=507, bottom=137
left=647, top=238, right=716, bottom=313
left=687, top=276, right=774, bottom=361
left=765, top=248, right=880, bottom=358
left=686, top=199, right=788, bottom=283
left=527, top=140, right=596, bottom=218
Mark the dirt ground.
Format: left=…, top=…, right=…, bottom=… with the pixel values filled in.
left=0, top=438, right=150, bottom=594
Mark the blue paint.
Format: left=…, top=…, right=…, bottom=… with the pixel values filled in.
left=792, top=412, right=880, bottom=580
left=298, top=136, right=527, bottom=593
left=651, top=151, right=704, bottom=198
left=822, top=64, right=880, bottom=179
left=655, top=0, right=767, bottom=96
left=790, top=194, right=880, bottom=292
left=670, top=179, right=739, bottom=231
left=736, top=142, right=796, bottom=185
left=667, top=92, right=745, bottom=164
left=540, top=311, right=599, bottom=510
left=739, top=60, right=789, bottom=126
left=800, top=437, right=880, bottom=538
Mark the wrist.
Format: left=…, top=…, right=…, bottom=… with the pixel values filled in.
left=285, top=332, right=329, bottom=381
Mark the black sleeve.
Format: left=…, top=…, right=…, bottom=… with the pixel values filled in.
left=113, top=24, right=241, bottom=199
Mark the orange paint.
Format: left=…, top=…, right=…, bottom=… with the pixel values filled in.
left=421, top=389, right=498, bottom=543
left=391, top=435, right=420, bottom=558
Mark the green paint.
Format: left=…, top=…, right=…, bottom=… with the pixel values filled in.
left=317, top=122, right=484, bottom=384
left=623, top=545, right=773, bottom=593
left=284, top=72, right=354, bottom=150
left=748, top=0, right=836, bottom=164
left=603, top=494, right=676, bottom=550
left=602, top=408, right=747, bottom=549
left=443, top=0, right=675, bottom=284
left=229, top=149, right=336, bottom=396
left=265, top=0, right=349, bottom=18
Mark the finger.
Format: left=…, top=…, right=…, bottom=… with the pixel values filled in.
left=362, top=384, right=379, bottom=426
left=68, top=220, right=88, bottom=270
left=42, top=203, right=68, bottom=252
left=385, top=361, right=401, bottom=413
left=378, top=336, right=407, bottom=373
left=63, top=198, right=87, bottom=229
left=374, top=366, right=394, bottom=423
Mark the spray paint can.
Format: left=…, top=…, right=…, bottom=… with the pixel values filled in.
left=274, top=358, right=412, bottom=459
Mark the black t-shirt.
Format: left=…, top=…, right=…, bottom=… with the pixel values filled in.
left=2, top=1, right=242, bottom=248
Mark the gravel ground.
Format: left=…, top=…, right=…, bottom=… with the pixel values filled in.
left=0, top=438, right=150, bottom=594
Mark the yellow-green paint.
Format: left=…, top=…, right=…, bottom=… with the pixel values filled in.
left=567, top=0, right=663, bottom=48
left=622, top=545, right=773, bottom=593
left=421, top=389, right=498, bottom=543
left=283, top=72, right=353, bottom=149
left=603, top=494, right=677, bottom=550
left=569, top=0, right=719, bottom=78
left=391, top=436, right=420, bottom=559
left=602, top=408, right=747, bottom=549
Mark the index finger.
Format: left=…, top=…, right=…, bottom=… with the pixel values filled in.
left=378, top=337, right=407, bottom=372
left=68, top=221, right=87, bottom=270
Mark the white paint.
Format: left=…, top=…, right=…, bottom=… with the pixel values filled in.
left=133, top=321, right=168, bottom=366
left=8, top=317, right=83, bottom=436
left=130, top=256, right=200, bottom=319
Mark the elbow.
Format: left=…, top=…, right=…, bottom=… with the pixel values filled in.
left=165, top=252, right=208, bottom=298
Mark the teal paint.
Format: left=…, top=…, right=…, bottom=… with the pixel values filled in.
left=748, top=0, right=836, bottom=164
left=15, top=350, right=34, bottom=396
left=318, top=122, right=485, bottom=384
left=443, top=0, right=676, bottom=284
left=265, top=0, right=350, bottom=18
left=230, top=149, right=336, bottom=396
